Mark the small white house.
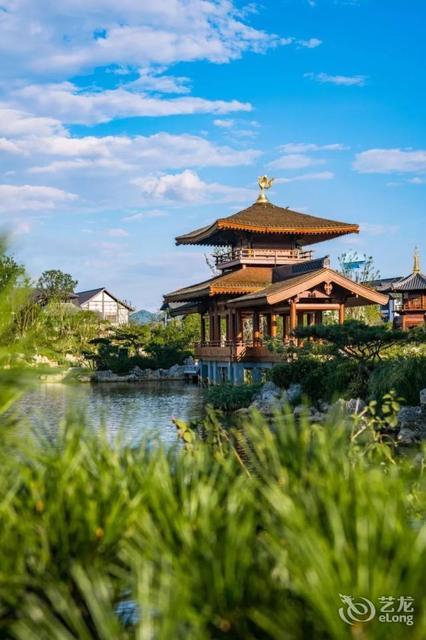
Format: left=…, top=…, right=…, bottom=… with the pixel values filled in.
left=75, top=288, right=133, bottom=325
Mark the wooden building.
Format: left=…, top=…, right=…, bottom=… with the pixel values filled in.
left=391, top=249, right=426, bottom=330
left=163, top=177, right=388, bottom=384
left=76, top=287, right=133, bottom=325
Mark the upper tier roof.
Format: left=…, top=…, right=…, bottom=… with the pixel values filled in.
left=176, top=200, right=359, bottom=246
left=392, top=271, right=426, bottom=292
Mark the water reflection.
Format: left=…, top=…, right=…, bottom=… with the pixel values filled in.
left=14, top=382, right=204, bottom=446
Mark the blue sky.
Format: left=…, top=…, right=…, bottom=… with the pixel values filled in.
left=0, top=0, right=425, bottom=309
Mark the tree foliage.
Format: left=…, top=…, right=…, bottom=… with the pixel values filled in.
left=37, top=269, right=78, bottom=302
left=296, top=320, right=408, bottom=367
left=0, top=252, right=26, bottom=291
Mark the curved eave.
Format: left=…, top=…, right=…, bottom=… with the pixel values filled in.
left=176, top=220, right=359, bottom=246
left=164, top=285, right=265, bottom=304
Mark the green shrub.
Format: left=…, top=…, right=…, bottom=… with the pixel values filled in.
left=271, top=357, right=359, bottom=402
left=369, top=356, right=426, bottom=405
left=205, top=383, right=262, bottom=411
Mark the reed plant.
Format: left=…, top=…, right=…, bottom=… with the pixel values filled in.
left=0, top=403, right=424, bottom=639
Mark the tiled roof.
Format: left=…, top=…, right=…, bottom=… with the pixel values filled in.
left=228, top=268, right=388, bottom=307
left=176, top=200, right=359, bottom=246
left=392, top=272, right=426, bottom=292
left=164, top=267, right=274, bottom=303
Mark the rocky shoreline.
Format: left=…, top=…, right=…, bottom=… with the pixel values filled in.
left=237, top=381, right=426, bottom=445
left=39, top=363, right=188, bottom=384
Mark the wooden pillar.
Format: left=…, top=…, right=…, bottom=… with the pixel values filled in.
left=266, top=313, right=272, bottom=337
left=289, top=300, right=297, bottom=333
left=314, top=311, right=323, bottom=325
left=338, top=303, right=345, bottom=325
left=307, top=312, right=315, bottom=326
left=200, top=314, right=206, bottom=343
left=226, top=310, right=233, bottom=343
left=271, top=313, right=278, bottom=338
left=209, top=312, right=214, bottom=343
left=217, top=313, right=222, bottom=344
left=253, top=311, right=260, bottom=347
left=236, top=311, right=243, bottom=343
left=282, top=314, right=289, bottom=342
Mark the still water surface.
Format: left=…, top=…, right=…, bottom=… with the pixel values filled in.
left=15, top=382, right=204, bottom=446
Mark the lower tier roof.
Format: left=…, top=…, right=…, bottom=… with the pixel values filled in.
left=164, top=266, right=274, bottom=303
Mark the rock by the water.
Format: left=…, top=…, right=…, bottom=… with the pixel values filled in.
left=345, top=398, right=366, bottom=415
left=287, top=383, right=302, bottom=403
left=250, top=381, right=287, bottom=415
left=398, top=428, right=419, bottom=446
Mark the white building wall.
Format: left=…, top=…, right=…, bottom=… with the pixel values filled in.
left=80, top=290, right=129, bottom=325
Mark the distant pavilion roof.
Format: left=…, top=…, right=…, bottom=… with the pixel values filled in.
left=392, top=272, right=426, bottom=292
left=164, top=266, right=274, bottom=303
left=176, top=200, right=359, bottom=246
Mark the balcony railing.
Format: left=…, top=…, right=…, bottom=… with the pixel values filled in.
left=403, top=299, right=426, bottom=310
left=215, top=247, right=313, bottom=267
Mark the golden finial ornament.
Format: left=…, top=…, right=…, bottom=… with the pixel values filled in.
left=413, top=246, right=421, bottom=274
left=256, top=175, right=275, bottom=203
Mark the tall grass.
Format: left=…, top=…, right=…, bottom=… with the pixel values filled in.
left=0, top=405, right=424, bottom=639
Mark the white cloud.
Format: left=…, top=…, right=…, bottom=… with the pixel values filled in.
left=297, top=38, right=322, bottom=48
left=359, top=222, right=399, bottom=236
left=22, top=131, right=260, bottom=174
left=132, top=170, right=254, bottom=203
left=268, top=154, right=325, bottom=170
left=0, top=0, right=281, bottom=79
left=130, top=69, right=191, bottom=94
left=279, top=142, right=348, bottom=153
left=0, top=184, right=77, bottom=213
left=275, top=171, right=334, bottom=183
left=213, top=119, right=235, bottom=128
left=107, top=228, right=129, bottom=237
left=122, top=209, right=167, bottom=221
left=408, top=177, right=426, bottom=184
left=0, top=108, right=65, bottom=138
left=305, top=72, right=366, bottom=86
left=353, top=148, right=426, bottom=174
left=11, top=82, right=252, bottom=125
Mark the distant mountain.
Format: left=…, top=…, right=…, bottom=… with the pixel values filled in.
left=129, top=309, right=164, bottom=325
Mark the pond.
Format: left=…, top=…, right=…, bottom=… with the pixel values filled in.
left=13, top=382, right=205, bottom=447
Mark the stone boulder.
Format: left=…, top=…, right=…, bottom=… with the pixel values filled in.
left=286, top=383, right=302, bottom=404
left=250, top=381, right=287, bottom=415
left=167, top=364, right=186, bottom=378
left=395, top=389, right=426, bottom=445
left=93, top=370, right=137, bottom=382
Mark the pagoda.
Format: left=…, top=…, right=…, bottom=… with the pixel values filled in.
left=392, top=248, right=426, bottom=329
left=163, top=177, right=388, bottom=384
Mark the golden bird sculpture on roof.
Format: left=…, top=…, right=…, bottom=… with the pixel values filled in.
left=257, top=175, right=275, bottom=203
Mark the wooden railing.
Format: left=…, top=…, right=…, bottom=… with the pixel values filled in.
left=403, top=298, right=426, bottom=310
left=215, top=247, right=313, bottom=266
